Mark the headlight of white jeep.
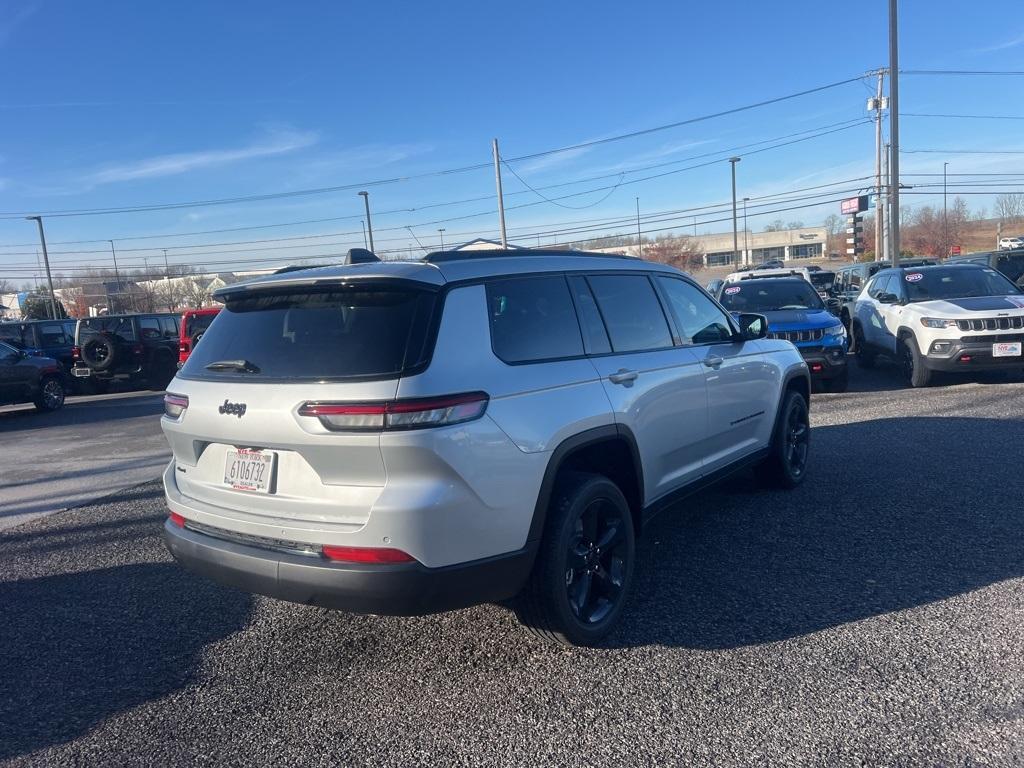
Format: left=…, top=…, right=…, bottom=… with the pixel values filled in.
left=920, top=317, right=956, bottom=329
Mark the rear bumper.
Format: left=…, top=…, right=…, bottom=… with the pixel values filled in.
left=925, top=339, right=1024, bottom=371
left=163, top=518, right=536, bottom=616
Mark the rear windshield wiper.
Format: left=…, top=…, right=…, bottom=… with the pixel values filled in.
left=205, top=359, right=261, bottom=374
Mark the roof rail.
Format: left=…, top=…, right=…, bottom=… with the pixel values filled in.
left=422, top=248, right=637, bottom=263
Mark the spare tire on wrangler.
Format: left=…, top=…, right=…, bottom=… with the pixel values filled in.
left=82, top=335, right=117, bottom=371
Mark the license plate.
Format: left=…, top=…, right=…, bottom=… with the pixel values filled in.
left=993, top=342, right=1022, bottom=358
left=224, top=449, right=275, bottom=493
left=72, top=368, right=91, bottom=377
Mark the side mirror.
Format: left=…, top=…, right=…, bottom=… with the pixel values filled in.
left=877, top=292, right=898, bottom=304
left=825, top=297, right=842, bottom=316
left=736, top=312, right=769, bottom=340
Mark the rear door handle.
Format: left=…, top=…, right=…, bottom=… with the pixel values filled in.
left=702, top=356, right=724, bottom=368
left=608, top=368, right=638, bottom=385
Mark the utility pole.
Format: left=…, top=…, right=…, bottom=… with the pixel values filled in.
left=883, top=143, right=891, bottom=260
left=108, top=240, right=122, bottom=312
left=729, top=157, right=741, bottom=268
left=358, top=191, right=375, bottom=252
left=943, top=161, right=949, bottom=256
left=492, top=139, right=508, bottom=248
left=438, top=228, right=446, bottom=251
left=162, top=249, right=174, bottom=312
left=742, top=197, right=750, bottom=261
left=25, top=216, right=59, bottom=319
left=888, top=0, right=901, bottom=266
left=870, top=68, right=887, bottom=262
left=635, top=197, right=643, bottom=257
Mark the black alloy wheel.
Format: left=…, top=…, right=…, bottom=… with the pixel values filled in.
left=565, top=497, right=629, bottom=625
left=784, top=398, right=809, bottom=479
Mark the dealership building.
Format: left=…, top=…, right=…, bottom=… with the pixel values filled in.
left=694, top=226, right=829, bottom=267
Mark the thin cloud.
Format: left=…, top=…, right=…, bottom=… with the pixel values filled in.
left=84, top=129, right=319, bottom=186
left=0, top=1, right=40, bottom=47
left=969, top=31, right=1024, bottom=54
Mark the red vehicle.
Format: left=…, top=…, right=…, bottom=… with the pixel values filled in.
left=178, top=308, right=220, bottom=368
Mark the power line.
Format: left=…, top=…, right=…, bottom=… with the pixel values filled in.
left=904, top=112, right=1024, bottom=120
left=503, top=162, right=625, bottom=210
left=900, top=69, right=1024, bottom=75
left=0, top=74, right=872, bottom=221
left=902, top=149, right=1024, bottom=154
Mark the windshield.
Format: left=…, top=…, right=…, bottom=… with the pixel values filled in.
left=904, top=267, right=1021, bottom=302
left=809, top=272, right=835, bottom=290
left=718, top=280, right=825, bottom=312
left=995, top=253, right=1024, bottom=284
left=185, top=312, right=218, bottom=338
left=78, top=317, right=136, bottom=343
left=180, top=286, right=438, bottom=381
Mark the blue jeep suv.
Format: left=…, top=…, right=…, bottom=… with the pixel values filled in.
left=717, top=276, right=849, bottom=391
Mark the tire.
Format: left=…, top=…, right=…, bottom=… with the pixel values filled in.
left=853, top=324, right=876, bottom=369
left=901, top=334, right=932, bottom=388
left=823, top=367, right=849, bottom=393
left=82, top=336, right=117, bottom=371
left=755, top=389, right=810, bottom=490
left=33, top=375, right=66, bottom=412
left=514, top=472, right=636, bottom=647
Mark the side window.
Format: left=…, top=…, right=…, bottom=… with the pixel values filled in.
left=656, top=277, right=734, bottom=345
left=486, top=275, right=584, bottom=363
left=567, top=275, right=611, bottom=355
left=586, top=274, right=673, bottom=353
left=139, top=316, right=162, bottom=340
left=38, top=323, right=69, bottom=347
left=867, top=274, right=891, bottom=300
left=160, top=316, right=179, bottom=339
left=0, top=325, right=27, bottom=347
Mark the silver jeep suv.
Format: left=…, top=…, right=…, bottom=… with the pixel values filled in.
left=162, top=249, right=811, bottom=645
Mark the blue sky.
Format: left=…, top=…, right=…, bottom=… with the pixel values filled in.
left=1, top=0, right=1023, bottom=281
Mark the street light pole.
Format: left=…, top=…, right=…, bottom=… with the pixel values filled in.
left=943, top=161, right=949, bottom=255
left=438, top=228, right=446, bottom=250
left=358, top=192, right=375, bottom=252
left=635, top=197, right=643, bottom=257
left=729, top=157, right=741, bottom=268
left=742, top=197, right=749, bottom=262
left=888, top=0, right=901, bottom=266
left=25, top=216, right=59, bottom=319
left=360, top=220, right=368, bottom=249
left=162, top=249, right=174, bottom=312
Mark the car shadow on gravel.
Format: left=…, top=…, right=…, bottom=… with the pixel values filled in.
left=840, top=357, right=1024, bottom=394
left=615, top=415, right=1024, bottom=650
left=0, top=392, right=164, bottom=432
left=0, top=563, right=251, bottom=761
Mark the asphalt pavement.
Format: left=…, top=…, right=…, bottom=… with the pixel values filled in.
left=2, top=363, right=1024, bottom=766
left=0, top=391, right=168, bottom=530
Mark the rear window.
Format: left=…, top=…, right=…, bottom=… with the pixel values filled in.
left=179, top=287, right=437, bottom=381
left=486, top=275, right=584, bottom=363
left=184, top=312, right=217, bottom=338
left=78, top=317, right=137, bottom=343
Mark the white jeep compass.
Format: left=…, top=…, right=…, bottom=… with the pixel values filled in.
left=162, top=249, right=810, bottom=645
left=853, top=263, right=1024, bottom=387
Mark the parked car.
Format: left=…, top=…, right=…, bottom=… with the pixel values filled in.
left=161, top=249, right=811, bottom=646
left=0, top=341, right=66, bottom=411
left=945, top=249, right=1024, bottom=289
left=178, top=307, right=220, bottom=368
left=705, top=278, right=725, bottom=295
left=998, top=236, right=1024, bottom=251
left=833, top=258, right=938, bottom=335
left=717, top=277, right=848, bottom=391
left=72, top=313, right=180, bottom=390
left=0, top=319, right=77, bottom=378
left=853, top=263, right=1024, bottom=387
left=724, top=266, right=813, bottom=284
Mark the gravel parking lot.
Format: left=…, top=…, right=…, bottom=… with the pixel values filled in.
left=2, top=364, right=1024, bottom=766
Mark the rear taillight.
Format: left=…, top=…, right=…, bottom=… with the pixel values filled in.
left=72, top=346, right=81, bottom=360
left=168, top=511, right=186, bottom=528
left=164, top=393, right=189, bottom=419
left=322, top=545, right=415, bottom=564
left=298, top=392, right=489, bottom=432
left=179, top=342, right=189, bottom=354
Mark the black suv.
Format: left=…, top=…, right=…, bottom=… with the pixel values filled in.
left=946, top=249, right=1024, bottom=289
left=0, top=341, right=66, bottom=411
left=72, top=313, right=180, bottom=390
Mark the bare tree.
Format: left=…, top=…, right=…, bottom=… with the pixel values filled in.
left=643, top=235, right=705, bottom=272
left=0, top=279, right=14, bottom=295
left=995, top=193, right=1024, bottom=223
left=179, top=277, right=213, bottom=308
left=764, top=219, right=787, bottom=232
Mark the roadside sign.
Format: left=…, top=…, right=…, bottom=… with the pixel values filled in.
left=950, top=245, right=962, bottom=255
left=841, top=196, right=869, bottom=215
